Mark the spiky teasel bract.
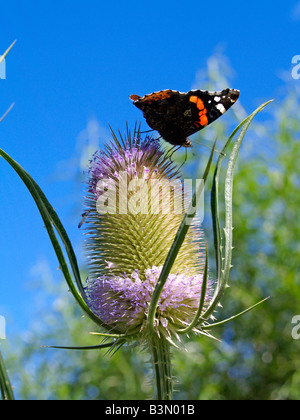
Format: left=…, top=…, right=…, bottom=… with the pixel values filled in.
left=83, top=126, right=212, bottom=343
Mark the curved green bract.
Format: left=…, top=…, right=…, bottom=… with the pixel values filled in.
left=0, top=350, right=14, bottom=400
left=0, top=147, right=112, bottom=331
left=202, top=100, right=273, bottom=321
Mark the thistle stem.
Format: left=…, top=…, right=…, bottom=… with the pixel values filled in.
left=149, top=336, right=173, bottom=400
left=0, top=351, right=15, bottom=400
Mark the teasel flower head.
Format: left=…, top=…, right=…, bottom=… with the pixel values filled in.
left=0, top=99, right=272, bottom=400
left=83, top=127, right=212, bottom=345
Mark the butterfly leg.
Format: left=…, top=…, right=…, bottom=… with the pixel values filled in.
left=139, top=129, right=156, bottom=134
left=167, top=145, right=182, bottom=162
left=177, top=147, right=189, bottom=171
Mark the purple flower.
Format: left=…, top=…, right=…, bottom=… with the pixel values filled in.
left=85, top=266, right=212, bottom=340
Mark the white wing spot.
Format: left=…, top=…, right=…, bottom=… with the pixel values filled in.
left=216, top=103, right=226, bottom=114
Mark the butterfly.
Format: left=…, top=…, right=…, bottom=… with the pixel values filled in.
left=130, top=88, right=239, bottom=147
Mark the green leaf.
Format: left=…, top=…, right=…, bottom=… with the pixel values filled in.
left=0, top=103, right=14, bottom=124
left=42, top=342, right=116, bottom=351
left=201, top=297, right=270, bottom=330
left=203, top=100, right=273, bottom=320
left=0, top=350, right=14, bottom=400
left=89, top=331, right=137, bottom=339
left=178, top=244, right=209, bottom=334
left=0, top=40, right=16, bottom=64
left=0, top=147, right=114, bottom=331
left=147, top=141, right=216, bottom=334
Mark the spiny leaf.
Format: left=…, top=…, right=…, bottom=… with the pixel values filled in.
left=0, top=40, right=16, bottom=64
left=178, top=244, right=209, bottom=334
left=0, top=147, right=115, bottom=331
left=203, top=100, right=273, bottom=319
left=0, top=103, right=14, bottom=124
left=0, top=351, right=14, bottom=400
left=42, top=342, right=116, bottom=351
left=201, top=297, right=270, bottom=330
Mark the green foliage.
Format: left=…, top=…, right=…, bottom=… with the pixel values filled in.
left=0, top=350, right=14, bottom=400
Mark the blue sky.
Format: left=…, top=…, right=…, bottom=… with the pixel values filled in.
left=0, top=0, right=300, bottom=334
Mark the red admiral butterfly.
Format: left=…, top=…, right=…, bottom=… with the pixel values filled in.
left=130, top=88, right=240, bottom=147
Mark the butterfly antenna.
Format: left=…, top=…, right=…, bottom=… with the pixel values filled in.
left=167, top=145, right=182, bottom=162
left=164, top=144, right=176, bottom=160
left=78, top=210, right=91, bottom=228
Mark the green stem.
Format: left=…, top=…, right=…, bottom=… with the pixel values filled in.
left=149, top=336, right=173, bottom=400
left=0, top=350, right=14, bottom=400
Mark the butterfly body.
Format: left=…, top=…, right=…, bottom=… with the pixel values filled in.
left=130, top=88, right=240, bottom=147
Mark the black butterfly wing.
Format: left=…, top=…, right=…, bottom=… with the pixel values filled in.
left=130, top=88, right=239, bottom=147
left=186, top=88, right=240, bottom=135
left=130, top=90, right=193, bottom=146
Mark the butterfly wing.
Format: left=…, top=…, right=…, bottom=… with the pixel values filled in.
left=186, top=88, right=240, bottom=136
left=130, top=90, right=193, bottom=146
left=129, top=88, right=240, bottom=147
